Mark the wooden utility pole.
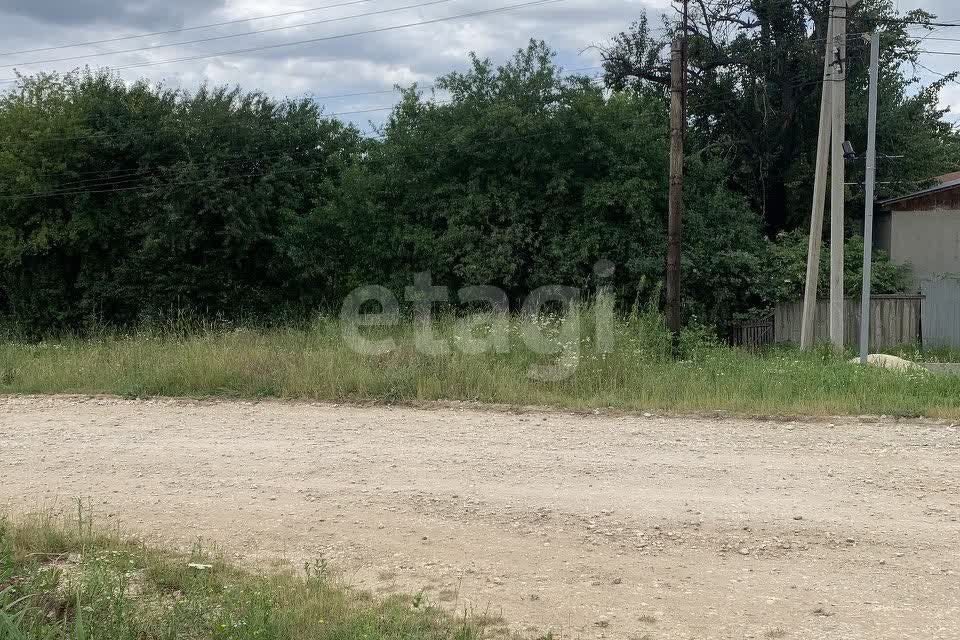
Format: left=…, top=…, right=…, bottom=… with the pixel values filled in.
left=829, top=0, right=848, bottom=348
left=665, top=4, right=687, bottom=336
left=858, top=31, right=881, bottom=363
left=800, top=16, right=835, bottom=350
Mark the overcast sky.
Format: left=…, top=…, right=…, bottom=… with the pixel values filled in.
left=0, top=0, right=957, bottom=130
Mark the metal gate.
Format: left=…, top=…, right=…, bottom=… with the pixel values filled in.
left=921, top=278, right=960, bottom=348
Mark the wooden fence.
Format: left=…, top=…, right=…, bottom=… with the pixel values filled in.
left=729, top=316, right=775, bottom=350
left=774, top=295, right=923, bottom=349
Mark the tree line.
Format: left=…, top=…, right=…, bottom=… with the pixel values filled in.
left=0, top=0, right=952, bottom=334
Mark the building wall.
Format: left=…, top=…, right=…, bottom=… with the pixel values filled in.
left=888, top=209, right=960, bottom=290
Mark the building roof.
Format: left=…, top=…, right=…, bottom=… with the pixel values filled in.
left=879, top=173, right=960, bottom=208
left=935, top=170, right=960, bottom=183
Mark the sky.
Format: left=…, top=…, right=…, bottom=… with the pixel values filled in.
left=0, top=0, right=956, bottom=130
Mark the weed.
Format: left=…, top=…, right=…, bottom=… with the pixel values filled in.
left=0, top=309, right=958, bottom=418
left=0, top=513, right=491, bottom=640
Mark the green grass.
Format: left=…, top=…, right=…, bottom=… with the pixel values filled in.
left=0, top=507, right=501, bottom=640
left=0, top=307, right=958, bottom=418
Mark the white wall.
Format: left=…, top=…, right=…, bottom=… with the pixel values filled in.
left=889, top=209, right=960, bottom=291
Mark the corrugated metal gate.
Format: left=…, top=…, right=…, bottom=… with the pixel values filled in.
left=921, top=278, right=960, bottom=347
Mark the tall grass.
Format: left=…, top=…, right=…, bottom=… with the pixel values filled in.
left=0, top=509, right=494, bottom=640
left=0, top=305, right=957, bottom=418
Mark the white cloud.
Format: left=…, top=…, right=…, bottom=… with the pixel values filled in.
left=0, top=0, right=956, bottom=129
left=0, top=0, right=658, bottom=126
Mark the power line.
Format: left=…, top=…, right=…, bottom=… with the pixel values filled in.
left=2, top=82, right=671, bottom=199
left=904, top=35, right=960, bottom=43
left=0, top=0, right=461, bottom=70
left=20, top=146, right=351, bottom=195
left=0, top=72, right=907, bottom=152
left=16, top=123, right=406, bottom=189
left=0, top=67, right=605, bottom=149
left=8, top=76, right=953, bottom=200
left=904, top=20, right=960, bottom=27
left=0, top=0, right=381, bottom=57
left=311, top=64, right=602, bottom=100
left=0, top=0, right=567, bottom=84
left=9, top=62, right=953, bottom=195
left=1, top=158, right=339, bottom=201
left=3, top=124, right=640, bottom=200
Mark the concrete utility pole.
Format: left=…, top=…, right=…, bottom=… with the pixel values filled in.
left=829, top=0, right=848, bottom=349
left=665, top=2, right=687, bottom=337
left=800, top=16, right=836, bottom=350
left=858, top=30, right=880, bottom=364
left=801, top=0, right=858, bottom=350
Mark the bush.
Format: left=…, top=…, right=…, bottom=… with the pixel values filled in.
left=759, top=230, right=911, bottom=305
left=0, top=44, right=778, bottom=334
left=0, top=72, right=362, bottom=332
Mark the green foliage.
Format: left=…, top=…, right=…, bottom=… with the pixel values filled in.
left=329, top=43, right=668, bottom=303
left=761, top=230, right=911, bottom=304
left=0, top=310, right=957, bottom=418
left=0, top=71, right=362, bottom=332
left=0, top=34, right=928, bottom=334
left=328, top=41, right=765, bottom=326
left=0, top=514, right=490, bottom=640
left=600, top=0, right=960, bottom=231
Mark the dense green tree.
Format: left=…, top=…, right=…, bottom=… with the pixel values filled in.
left=323, top=41, right=769, bottom=325
left=759, top=229, right=910, bottom=305
left=0, top=35, right=926, bottom=335
left=0, top=71, right=361, bottom=330
left=598, top=0, right=960, bottom=232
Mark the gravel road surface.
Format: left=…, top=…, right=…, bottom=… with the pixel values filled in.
left=1, top=396, right=958, bottom=639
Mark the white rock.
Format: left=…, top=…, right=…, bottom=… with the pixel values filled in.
left=849, top=354, right=921, bottom=371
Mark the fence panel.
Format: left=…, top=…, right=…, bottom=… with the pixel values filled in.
left=730, top=317, right=775, bottom=349
left=774, top=296, right=922, bottom=349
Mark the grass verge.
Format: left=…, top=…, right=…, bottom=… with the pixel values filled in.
left=0, top=508, right=500, bottom=640
left=0, top=308, right=958, bottom=418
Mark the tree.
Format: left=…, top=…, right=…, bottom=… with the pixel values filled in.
left=597, top=0, right=960, bottom=232
left=330, top=41, right=768, bottom=325
left=759, top=229, right=910, bottom=304
left=0, top=71, right=362, bottom=331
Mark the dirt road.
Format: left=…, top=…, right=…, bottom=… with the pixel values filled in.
left=1, top=396, right=958, bottom=639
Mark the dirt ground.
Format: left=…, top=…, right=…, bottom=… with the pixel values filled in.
left=1, top=396, right=958, bottom=639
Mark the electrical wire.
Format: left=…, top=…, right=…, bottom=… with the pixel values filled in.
left=0, top=0, right=462, bottom=70
left=2, top=123, right=655, bottom=200
left=1, top=76, right=614, bottom=189
left=2, top=77, right=681, bottom=199
left=1, top=15, right=954, bottom=198
left=310, top=64, right=602, bottom=100
left=0, top=66, right=604, bottom=148
left=6, top=68, right=950, bottom=201
left=0, top=73, right=840, bottom=154
left=0, top=0, right=567, bottom=84
left=16, top=74, right=909, bottom=200
left=903, top=35, right=960, bottom=43
left=0, top=0, right=382, bottom=57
